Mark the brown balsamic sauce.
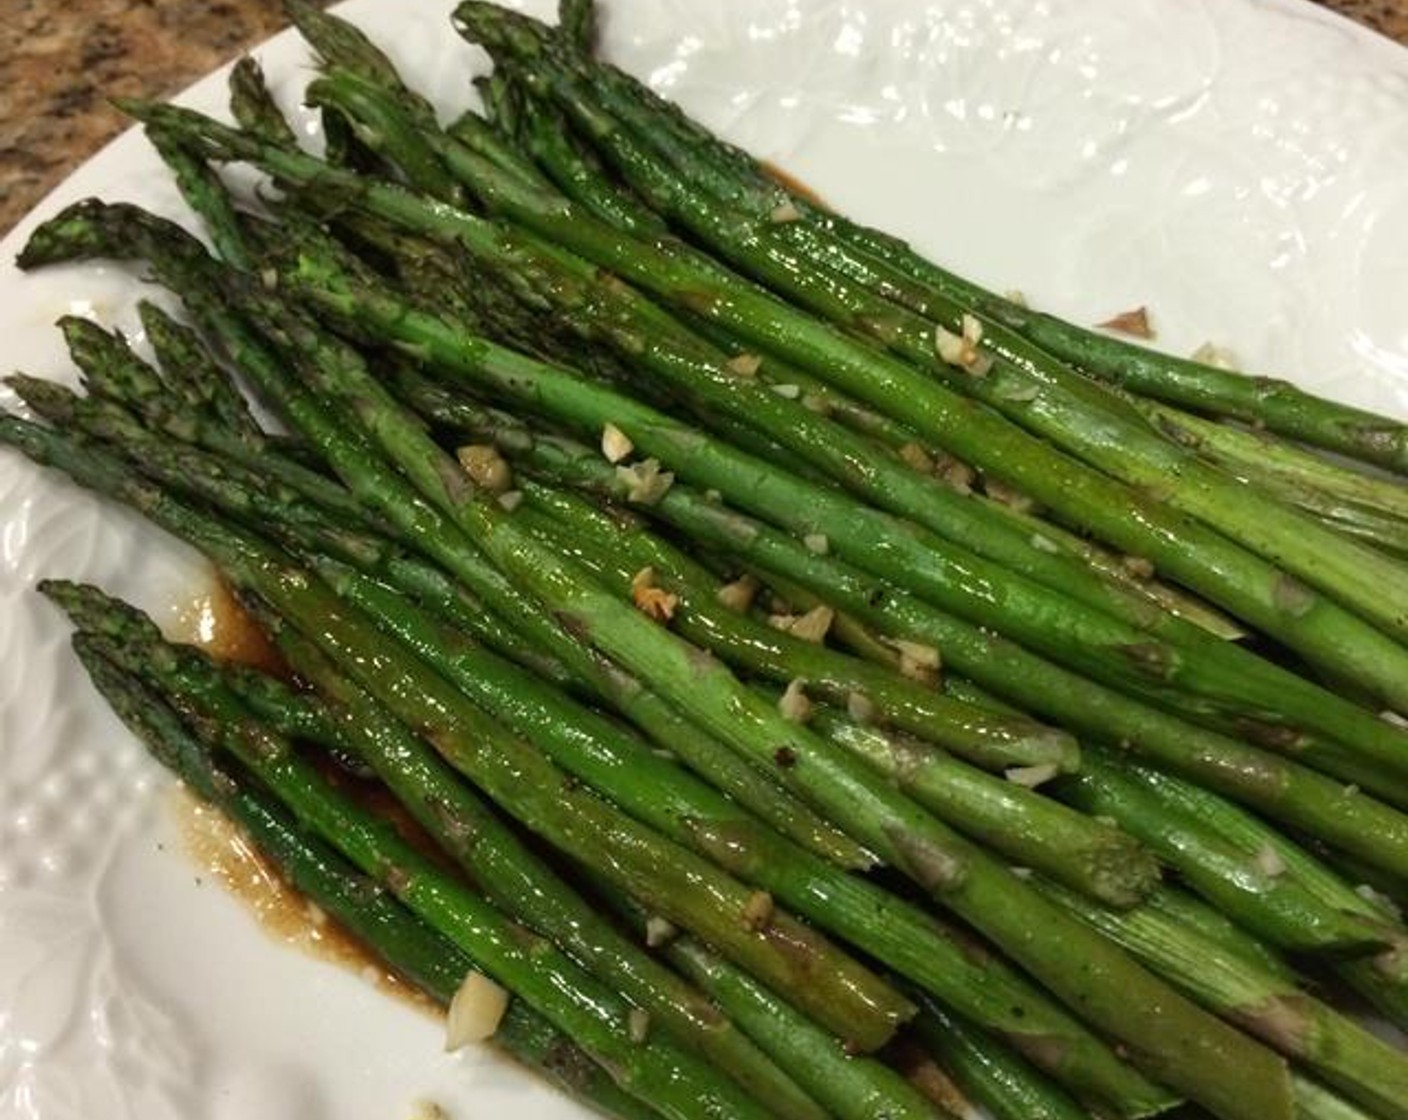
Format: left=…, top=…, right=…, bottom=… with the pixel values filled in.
left=175, top=789, right=441, bottom=1020
left=760, top=160, right=830, bottom=211
left=168, top=577, right=441, bottom=1020
left=169, top=576, right=287, bottom=677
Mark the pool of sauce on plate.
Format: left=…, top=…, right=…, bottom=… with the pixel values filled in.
left=168, top=577, right=441, bottom=1020
left=759, top=161, right=829, bottom=210
left=170, top=576, right=286, bottom=676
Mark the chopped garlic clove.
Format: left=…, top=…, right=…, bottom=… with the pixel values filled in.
left=717, top=573, right=761, bottom=611
left=616, top=458, right=675, bottom=504
left=787, top=605, right=834, bottom=644
left=778, top=678, right=812, bottom=723
left=644, top=915, right=678, bottom=948
left=1004, top=763, right=1060, bottom=789
left=631, top=567, right=679, bottom=622
left=726, top=352, right=763, bottom=377
left=601, top=422, right=634, bottom=463
left=445, top=971, right=510, bottom=1050
left=742, top=890, right=775, bottom=929
left=1252, top=844, right=1287, bottom=879
left=456, top=444, right=513, bottom=494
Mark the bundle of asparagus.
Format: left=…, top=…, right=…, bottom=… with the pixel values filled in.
left=4, top=1, right=1408, bottom=1117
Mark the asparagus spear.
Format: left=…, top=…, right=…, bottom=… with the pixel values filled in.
left=213, top=496, right=916, bottom=1043
left=1034, top=876, right=1408, bottom=1120
left=514, top=91, right=666, bottom=238
left=908, top=994, right=1092, bottom=1120
left=489, top=483, right=1159, bottom=908
left=482, top=5, right=1408, bottom=479
left=145, top=124, right=253, bottom=269
left=98, top=642, right=785, bottom=1120
left=801, top=707, right=1155, bottom=907
left=221, top=274, right=1298, bottom=1120
left=136, top=300, right=265, bottom=442
left=278, top=208, right=1408, bottom=797
left=53, top=530, right=1169, bottom=1111
left=15, top=203, right=1279, bottom=1116
left=557, top=0, right=597, bottom=54
left=228, top=57, right=300, bottom=147
left=597, top=886, right=947, bottom=1120
left=512, top=475, right=1081, bottom=774
left=5, top=381, right=906, bottom=1048
left=285, top=67, right=1408, bottom=766
left=1145, top=402, right=1408, bottom=526
left=112, top=96, right=1408, bottom=767
left=15, top=399, right=1183, bottom=1118
left=1056, top=750, right=1399, bottom=957
left=494, top=429, right=1408, bottom=881
left=49, top=581, right=831, bottom=1120
left=16, top=352, right=1195, bottom=1114
left=1102, top=760, right=1408, bottom=1028
left=70, top=634, right=663, bottom=1120
left=22, top=319, right=870, bottom=873
left=450, top=11, right=1408, bottom=670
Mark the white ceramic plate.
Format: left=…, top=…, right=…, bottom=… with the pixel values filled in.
left=3, top=1, right=1408, bottom=1117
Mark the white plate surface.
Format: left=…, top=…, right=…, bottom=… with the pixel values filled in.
left=3, top=1, right=1408, bottom=1117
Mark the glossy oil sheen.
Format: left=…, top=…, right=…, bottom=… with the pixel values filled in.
left=2, top=1, right=1408, bottom=1117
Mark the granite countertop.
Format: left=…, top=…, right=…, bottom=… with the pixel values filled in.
left=1, top=0, right=1407, bottom=236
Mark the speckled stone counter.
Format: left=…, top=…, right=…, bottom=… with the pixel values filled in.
left=1, top=0, right=1406, bottom=235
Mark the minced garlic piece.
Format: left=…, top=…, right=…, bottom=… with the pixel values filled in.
left=778, top=679, right=812, bottom=723
left=601, top=422, right=634, bottom=463
left=631, top=567, right=679, bottom=622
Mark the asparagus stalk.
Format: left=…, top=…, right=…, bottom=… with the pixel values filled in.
left=802, top=707, right=1156, bottom=907
left=448, top=98, right=550, bottom=189
left=116, top=102, right=1408, bottom=793
left=18, top=203, right=1280, bottom=1117
left=4, top=398, right=907, bottom=1051
left=228, top=57, right=300, bottom=147
left=58, top=314, right=352, bottom=516
left=280, top=70, right=1408, bottom=777
left=1140, top=400, right=1408, bottom=525
left=145, top=124, right=253, bottom=268
left=29, top=321, right=874, bottom=873
left=908, top=994, right=1092, bottom=1120
left=487, top=8, right=1408, bottom=480
left=449, top=12, right=1408, bottom=670
left=32, top=305, right=873, bottom=871
left=213, top=276, right=1298, bottom=1120
left=596, top=885, right=945, bottom=1120
left=495, top=429, right=1408, bottom=881
left=118, top=647, right=786, bottom=1120
left=129, top=94, right=1408, bottom=718
left=136, top=300, right=265, bottom=442
left=70, top=635, right=665, bottom=1120
left=493, top=483, right=1160, bottom=908
left=1141, top=888, right=1299, bottom=983
left=1289, top=1078, right=1384, bottom=1120
left=285, top=214, right=1408, bottom=798
left=6, top=376, right=374, bottom=553
left=61, top=532, right=1169, bottom=1111
left=514, top=91, right=666, bottom=238
left=16, top=364, right=1189, bottom=1114
left=557, top=0, right=597, bottom=54
left=49, top=581, right=831, bottom=1120
left=1103, top=760, right=1408, bottom=1027
left=1034, top=876, right=1408, bottom=1120
left=513, top=475, right=1082, bottom=775
left=1056, top=751, right=1399, bottom=957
